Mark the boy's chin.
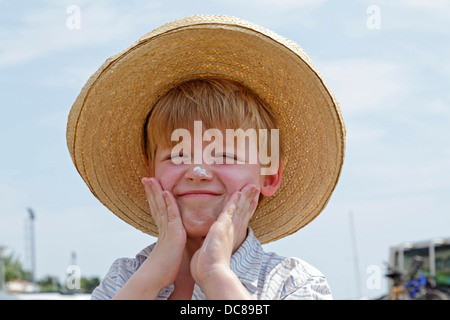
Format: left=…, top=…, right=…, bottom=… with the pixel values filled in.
left=181, top=211, right=219, bottom=239
left=185, top=225, right=212, bottom=240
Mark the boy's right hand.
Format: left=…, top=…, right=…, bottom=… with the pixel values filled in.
left=141, top=177, right=186, bottom=290
left=113, top=177, right=186, bottom=299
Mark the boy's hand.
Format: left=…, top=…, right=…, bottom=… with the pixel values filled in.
left=141, top=177, right=186, bottom=290
left=113, top=177, right=186, bottom=299
left=190, top=184, right=259, bottom=296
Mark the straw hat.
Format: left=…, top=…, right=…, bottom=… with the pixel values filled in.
left=66, top=15, right=345, bottom=244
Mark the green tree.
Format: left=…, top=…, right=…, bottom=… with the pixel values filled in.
left=80, top=276, right=100, bottom=293
left=4, top=253, right=30, bottom=282
left=38, top=276, right=62, bottom=292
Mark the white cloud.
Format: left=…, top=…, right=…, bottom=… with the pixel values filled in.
left=0, top=4, right=122, bottom=67
left=317, top=58, right=410, bottom=115
left=0, top=1, right=177, bottom=68
left=373, top=0, right=450, bottom=33
left=256, top=0, right=326, bottom=7
left=400, top=0, right=450, bottom=9
left=362, top=0, right=450, bottom=10
left=40, top=66, right=97, bottom=88
left=223, top=0, right=326, bottom=8
left=346, top=123, right=388, bottom=144
left=0, top=0, right=332, bottom=69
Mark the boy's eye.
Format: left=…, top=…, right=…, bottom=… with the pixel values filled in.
left=167, top=153, right=187, bottom=160
left=215, top=153, right=238, bottom=160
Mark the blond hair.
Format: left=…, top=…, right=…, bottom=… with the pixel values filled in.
left=145, top=78, right=284, bottom=173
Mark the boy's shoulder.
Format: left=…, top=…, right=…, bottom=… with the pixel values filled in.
left=105, top=243, right=156, bottom=277
left=261, top=249, right=328, bottom=285
left=241, top=229, right=326, bottom=277
left=91, top=244, right=157, bottom=299
left=239, top=231, right=328, bottom=278
left=266, top=254, right=332, bottom=299
left=234, top=232, right=332, bottom=299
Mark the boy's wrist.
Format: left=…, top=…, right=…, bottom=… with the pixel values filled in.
left=113, top=270, right=163, bottom=300
left=196, top=265, right=253, bottom=300
left=194, top=264, right=229, bottom=286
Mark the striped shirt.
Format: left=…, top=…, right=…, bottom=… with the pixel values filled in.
left=91, top=229, right=332, bottom=300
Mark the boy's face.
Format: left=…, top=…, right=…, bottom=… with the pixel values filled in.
left=152, top=134, right=279, bottom=240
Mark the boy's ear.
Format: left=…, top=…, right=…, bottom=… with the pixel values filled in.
left=260, top=160, right=283, bottom=197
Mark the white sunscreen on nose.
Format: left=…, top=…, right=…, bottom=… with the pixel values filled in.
left=193, top=166, right=207, bottom=177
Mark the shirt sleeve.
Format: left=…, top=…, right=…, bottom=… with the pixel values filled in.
left=282, top=274, right=333, bottom=300
left=91, top=258, right=136, bottom=300
left=268, top=257, right=333, bottom=300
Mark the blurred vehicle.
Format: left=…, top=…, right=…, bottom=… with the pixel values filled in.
left=384, top=237, right=450, bottom=300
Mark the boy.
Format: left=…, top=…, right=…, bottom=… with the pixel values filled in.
left=66, top=15, right=345, bottom=300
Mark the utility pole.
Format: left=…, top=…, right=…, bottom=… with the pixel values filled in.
left=349, top=211, right=362, bottom=299
left=71, top=251, right=77, bottom=266
left=0, top=246, right=5, bottom=290
left=27, top=208, right=37, bottom=291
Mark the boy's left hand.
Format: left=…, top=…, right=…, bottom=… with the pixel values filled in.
left=190, top=184, right=260, bottom=288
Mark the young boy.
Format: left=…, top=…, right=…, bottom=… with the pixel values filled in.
left=66, top=15, right=345, bottom=300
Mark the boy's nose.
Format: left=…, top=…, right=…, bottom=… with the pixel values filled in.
left=185, top=165, right=212, bottom=181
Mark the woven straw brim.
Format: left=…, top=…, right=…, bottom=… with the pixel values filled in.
left=66, top=15, right=345, bottom=244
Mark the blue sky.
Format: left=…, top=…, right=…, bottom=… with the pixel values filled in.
left=1, top=0, right=449, bottom=299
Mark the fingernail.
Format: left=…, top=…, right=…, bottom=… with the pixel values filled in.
left=252, top=189, right=260, bottom=200
left=163, top=192, right=169, bottom=204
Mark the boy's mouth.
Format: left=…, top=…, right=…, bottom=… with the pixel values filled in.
left=177, top=190, right=222, bottom=198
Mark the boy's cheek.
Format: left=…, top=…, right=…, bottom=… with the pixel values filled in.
left=153, top=167, right=177, bottom=191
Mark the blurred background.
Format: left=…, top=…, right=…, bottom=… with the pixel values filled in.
left=1, top=0, right=449, bottom=300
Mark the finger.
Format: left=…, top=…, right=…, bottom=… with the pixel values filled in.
left=248, top=191, right=259, bottom=213
left=217, top=191, right=240, bottom=225
left=142, top=177, right=159, bottom=222
left=142, top=178, right=168, bottom=234
left=234, top=185, right=259, bottom=223
left=163, top=191, right=181, bottom=223
left=248, top=187, right=260, bottom=215
left=235, top=185, right=253, bottom=216
left=149, top=178, right=168, bottom=218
